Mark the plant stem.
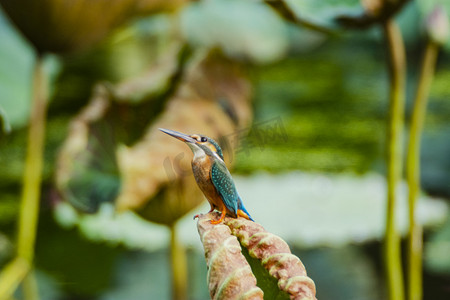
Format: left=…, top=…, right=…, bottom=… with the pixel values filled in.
left=406, top=41, right=439, bottom=300
left=170, top=224, right=187, bottom=300
left=0, top=55, right=48, bottom=300
left=383, top=19, right=406, bottom=300
left=17, top=55, right=48, bottom=263
left=0, top=258, right=30, bottom=299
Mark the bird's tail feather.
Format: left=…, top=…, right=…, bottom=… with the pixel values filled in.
left=237, top=198, right=254, bottom=222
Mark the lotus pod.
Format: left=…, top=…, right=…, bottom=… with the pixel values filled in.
left=198, top=213, right=317, bottom=300
left=197, top=214, right=264, bottom=300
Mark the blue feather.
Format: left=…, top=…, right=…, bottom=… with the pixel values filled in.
left=210, top=160, right=254, bottom=221
left=210, top=161, right=238, bottom=216
left=238, top=197, right=254, bottom=222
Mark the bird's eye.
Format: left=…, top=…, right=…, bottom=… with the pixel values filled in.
left=200, top=137, right=207, bottom=142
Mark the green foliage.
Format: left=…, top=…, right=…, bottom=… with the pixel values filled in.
left=235, top=44, right=387, bottom=173
left=0, top=233, right=13, bottom=266
left=0, top=194, right=18, bottom=226
left=0, top=8, right=34, bottom=129
left=36, top=215, right=122, bottom=297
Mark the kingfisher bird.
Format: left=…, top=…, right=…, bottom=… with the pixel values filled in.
left=159, top=128, right=254, bottom=224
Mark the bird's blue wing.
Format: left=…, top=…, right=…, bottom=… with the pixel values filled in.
left=210, top=160, right=238, bottom=216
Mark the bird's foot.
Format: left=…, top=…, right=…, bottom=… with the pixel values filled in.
left=210, top=207, right=226, bottom=225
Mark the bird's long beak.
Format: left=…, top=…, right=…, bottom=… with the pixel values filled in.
left=159, top=128, right=197, bottom=144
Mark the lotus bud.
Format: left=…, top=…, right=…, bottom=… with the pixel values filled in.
left=426, top=5, right=449, bottom=45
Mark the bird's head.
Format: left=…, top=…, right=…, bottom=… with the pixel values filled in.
left=159, top=128, right=224, bottom=161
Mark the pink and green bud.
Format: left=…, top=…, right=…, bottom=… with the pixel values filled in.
left=426, top=5, right=450, bottom=45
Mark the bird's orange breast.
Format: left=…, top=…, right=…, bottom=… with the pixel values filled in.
left=191, top=157, right=228, bottom=213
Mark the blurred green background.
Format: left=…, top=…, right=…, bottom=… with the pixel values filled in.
left=0, top=0, right=450, bottom=299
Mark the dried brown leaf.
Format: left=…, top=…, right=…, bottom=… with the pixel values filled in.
left=116, top=52, right=253, bottom=220
left=55, top=50, right=252, bottom=225
left=55, top=85, right=111, bottom=195
left=0, top=0, right=186, bottom=54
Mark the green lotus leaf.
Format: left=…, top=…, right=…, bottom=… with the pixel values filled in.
left=180, top=0, right=289, bottom=64
left=0, top=9, right=34, bottom=129
left=272, top=0, right=410, bottom=30
left=283, top=0, right=363, bottom=29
